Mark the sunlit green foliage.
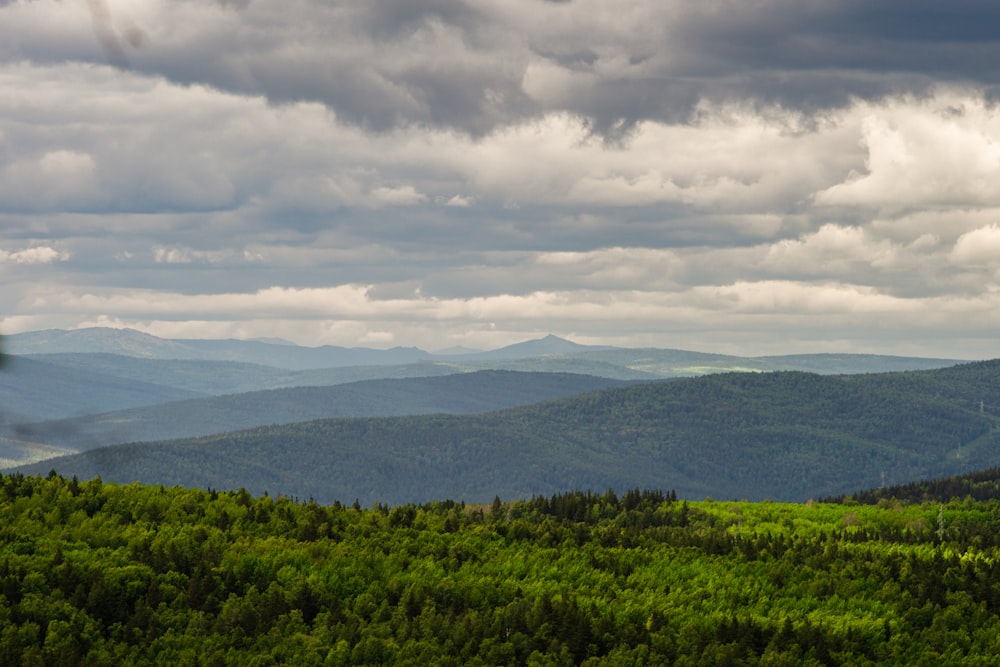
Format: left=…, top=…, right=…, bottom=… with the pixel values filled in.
left=3, top=474, right=1000, bottom=665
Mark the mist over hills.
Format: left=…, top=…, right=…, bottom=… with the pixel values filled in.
left=8, top=327, right=963, bottom=374
left=15, top=371, right=635, bottom=454
left=0, top=355, right=202, bottom=422
left=18, top=360, right=1000, bottom=505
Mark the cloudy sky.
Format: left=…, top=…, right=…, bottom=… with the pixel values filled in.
left=3, top=0, right=1000, bottom=357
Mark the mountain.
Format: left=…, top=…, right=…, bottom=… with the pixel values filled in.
left=7, top=327, right=434, bottom=370
left=10, top=327, right=965, bottom=377
left=19, top=360, right=1000, bottom=505
left=16, top=371, right=636, bottom=455
left=447, top=334, right=615, bottom=361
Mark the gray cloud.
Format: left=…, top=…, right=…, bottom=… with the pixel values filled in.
left=7, top=0, right=1000, bottom=137
left=2, top=1, right=1000, bottom=358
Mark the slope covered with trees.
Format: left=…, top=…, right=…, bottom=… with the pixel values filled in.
left=19, top=361, right=1000, bottom=504
left=16, top=371, right=635, bottom=453
left=2, top=472, right=1000, bottom=665
left=0, top=356, right=202, bottom=422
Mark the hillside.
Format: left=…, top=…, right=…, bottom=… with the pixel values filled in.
left=0, top=356, right=203, bottom=422
left=21, top=361, right=1000, bottom=505
left=21, top=353, right=301, bottom=395
left=19, top=371, right=635, bottom=453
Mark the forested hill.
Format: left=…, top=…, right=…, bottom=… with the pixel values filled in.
left=19, top=371, right=636, bottom=452
left=0, top=356, right=202, bottom=422
left=20, top=360, right=1000, bottom=504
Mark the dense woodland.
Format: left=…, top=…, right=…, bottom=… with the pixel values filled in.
left=4, top=471, right=1000, bottom=665
left=20, top=361, right=1000, bottom=504
left=827, top=465, right=1000, bottom=505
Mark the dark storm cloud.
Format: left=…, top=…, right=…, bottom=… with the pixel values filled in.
left=201, top=0, right=1000, bottom=133
left=9, top=0, right=1000, bottom=137
left=673, top=0, right=1000, bottom=72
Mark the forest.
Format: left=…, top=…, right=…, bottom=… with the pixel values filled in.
left=19, top=360, right=1000, bottom=504
left=3, top=470, right=1000, bottom=665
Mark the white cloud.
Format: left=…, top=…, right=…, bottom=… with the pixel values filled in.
left=815, top=93, right=1000, bottom=211
left=760, top=224, right=901, bottom=276
left=534, top=247, right=683, bottom=289
left=152, top=245, right=257, bottom=264
left=0, top=149, right=98, bottom=211
left=441, top=194, right=475, bottom=207
left=370, top=185, right=427, bottom=206
left=704, top=280, right=919, bottom=315
left=0, top=246, right=70, bottom=264
left=950, top=224, right=1000, bottom=267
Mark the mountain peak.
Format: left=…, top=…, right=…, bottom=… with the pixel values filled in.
left=455, top=334, right=612, bottom=361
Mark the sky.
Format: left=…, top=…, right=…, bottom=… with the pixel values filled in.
left=2, top=0, right=1000, bottom=358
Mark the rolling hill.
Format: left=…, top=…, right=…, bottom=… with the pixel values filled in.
left=18, top=360, right=1000, bottom=505
left=8, top=327, right=434, bottom=369
left=0, top=355, right=203, bottom=422
left=15, top=371, right=635, bottom=454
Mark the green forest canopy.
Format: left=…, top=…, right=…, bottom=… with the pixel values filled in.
left=2, top=471, right=1000, bottom=665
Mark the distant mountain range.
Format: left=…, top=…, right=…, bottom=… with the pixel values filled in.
left=7, top=327, right=435, bottom=370
left=8, top=326, right=963, bottom=373
left=6, top=327, right=611, bottom=368
left=0, top=326, right=983, bottom=495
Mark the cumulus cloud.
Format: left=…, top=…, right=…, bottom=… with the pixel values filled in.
left=760, top=225, right=900, bottom=277
left=815, top=95, right=1000, bottom=211
left=951, top=224, right=1000, bottom=267
left=0, top=246, right=70, bottom=264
